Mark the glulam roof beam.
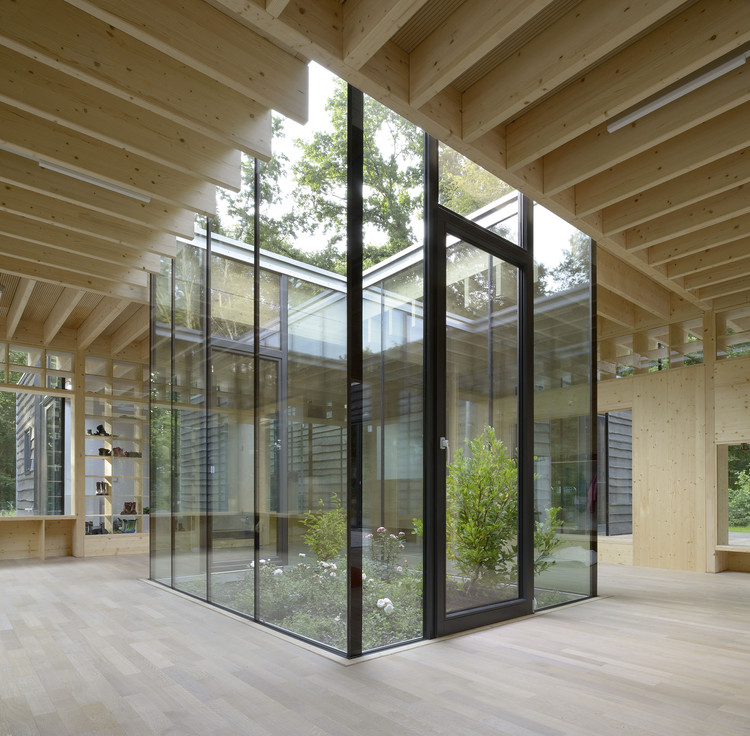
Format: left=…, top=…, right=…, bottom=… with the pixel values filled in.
left=6, top=278, right=36, bottom=340
left=461, top=0, right=688, bottom=144
left=408, top=0, right=553, bottom=109
left=77, top=298, right=131, bottom=350
left=344, top=0, right=430, bottom=70
left=543, top=63, right=750, bottom=196
left=602, top=149, right=750, bottom=235
left=575, top=102, right=750, bottom=216
left=1, top=0, right=275, bottom=153
left=44, top=288, right=85, bottom=344
left=64, top=0, right=308, bottom=125
left=503, top=0, right=750, bottom=168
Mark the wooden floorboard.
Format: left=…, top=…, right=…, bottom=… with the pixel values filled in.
left=1, top=555, right=749, bottom=735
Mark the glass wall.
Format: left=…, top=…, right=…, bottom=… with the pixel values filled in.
left=532, top=205, right=595, bottom=608
left=151, top=66, right=595, bottom=655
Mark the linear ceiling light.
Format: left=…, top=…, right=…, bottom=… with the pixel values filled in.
left=607, top=51, right=750, bottom=134
left=37, top=160, right=152, bottom=203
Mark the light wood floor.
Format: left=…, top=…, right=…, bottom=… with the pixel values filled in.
left=2, top=555, right=750, bottom=735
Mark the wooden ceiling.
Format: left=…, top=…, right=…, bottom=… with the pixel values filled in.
left=1, top=0, right=749, bottom=350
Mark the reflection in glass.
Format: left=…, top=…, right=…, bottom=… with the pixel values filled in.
left=150, top=258, right=173, bottom=585
left=445, top=238, right=520, bottom=613
left=172, top=243, right=208, bottom=598
left=533, top=204, right=594, bottom=608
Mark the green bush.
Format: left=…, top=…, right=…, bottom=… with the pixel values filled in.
left=729, top=470, right=750, bottom=527
left=446, top=426, right=562, bottom=598
left=300, top=493, right=346, bottom=561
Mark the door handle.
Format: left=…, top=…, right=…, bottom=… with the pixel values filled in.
left=440, top=436, right=450, bottom=464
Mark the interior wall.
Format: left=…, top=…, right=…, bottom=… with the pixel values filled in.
left=598, top=367, right=707, bottom=571
left=599, top=355, right=750, bottom=573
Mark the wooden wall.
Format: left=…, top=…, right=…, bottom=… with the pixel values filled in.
left=599, top=354, right=750, bottom=573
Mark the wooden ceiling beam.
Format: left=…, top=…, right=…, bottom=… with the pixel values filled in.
left=0, top=47, right=249, bottom=187
left=0, top=184, right=176, bottom=257
left=1, top=0, right=274, bottom=154
left=575, top=101, right=750, bottom=216
left=667, top=238, right=750, bottom=279
left=44, top=288, right=85, bottom=344
left=0, top=254, right=148, bottom=303
left=597, top=287, right=637, bottom=330
left=0, top=213, right=165, bottom=269
left=544, top=64, right=750, bottom=195
left=0, top=106, right=217, bottom=215
left=683, top=260, right=750, bottom=291
left=647, top=212, right=750, bottom=266
left=111, top=305, right=149, bottom=355
left=344, top=0, right=429, bottom=70
left=77, top=297, right=131, bottom=350
left=65, top=0, right=308, bottom=125
left=409, top=0, right=554, bottom=109
left=265, top=0, right=290, bottom=18
left=504, top=0, right=750, bottom=168
left=6, top=277, right=36, bottom=340
left=461, top=0, right=687, bottom=144
left=697, top=275, right=750, bottom=302
left=625, top=185, right=750, bottom=252
left=0, top=234, right=151, bottom=289
left=0, top=150, right=193, bottom=240
left=602, top=148, right=750, bottom=234
left=597, top=249, right=670, bottom=320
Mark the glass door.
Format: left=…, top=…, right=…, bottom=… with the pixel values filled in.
left=434, top=210, right=533, bottom=636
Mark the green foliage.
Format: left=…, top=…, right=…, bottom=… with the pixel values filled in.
left=729, top=470, right=750, bottom=527
left=300, top=494, right=347, bottom=561
left=550, top=231, right=591, bottom=290
left=367, top=526, right=406, bottom=565
left=446, top=426, right=562, bottom=597
left=228, top=555, right=422, bottom=651
left=0, top=391, right=17, bottom=513
left=439, top=146, right=512, bottom=216
left=533, top=507, right=563, bottom=575
left=446, top=426, right=518, bottom=593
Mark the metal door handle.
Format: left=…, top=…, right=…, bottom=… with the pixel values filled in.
left=440, top=436, right=450, bottom=463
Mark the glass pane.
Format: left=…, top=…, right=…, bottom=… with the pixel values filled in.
left=445, top=238, right=520, bottom=613
left=172, top=242, right=208, bottom=597
left=150, top=258, right=173, bottom=584
left=533, top=204, right=594, bottom=609
left=361, top=96, right=424, bottom=651
left=208, top=348, right=255, bottom=614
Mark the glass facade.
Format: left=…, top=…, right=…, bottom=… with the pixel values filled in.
left=150, top=68, right=595, bottom=656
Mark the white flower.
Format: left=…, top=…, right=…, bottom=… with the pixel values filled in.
left=362, top=572, right=367, bottom=580
left=377, top=527, right=386, bottom=533
left=377, top=598, right=386, bottom=608
left=398, top=531, right=405, bottom=536
left=384, top=603, right=394, bottom=614
left=299, top=553, right=306, bottom=558
left=320, top=561, right=330, bottom=568
left=330, top=572, right=337, bottom=578
left=273, top=568, right=283, bottom=576
left=249, top=561, right=255, bottom=568
left=390, top=534, right=397, bottom=540
left=330, top=563, right=337, bottom=571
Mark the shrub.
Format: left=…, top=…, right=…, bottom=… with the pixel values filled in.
left=300, top=493, right=346, bottom=561
left=729, top=470, right=750, bottom=527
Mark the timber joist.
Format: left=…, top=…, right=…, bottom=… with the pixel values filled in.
left=0, top=0, right=304, bottom=350
left=2, top=0, right=750, bottom=352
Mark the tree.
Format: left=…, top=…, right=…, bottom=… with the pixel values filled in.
left=0, top=391, right=16, bottom=513
left=550, top=231, right=591, bottom=290
left=215, top=80, right=424, bottom=274
left=439, top=145, right=513, bottom=217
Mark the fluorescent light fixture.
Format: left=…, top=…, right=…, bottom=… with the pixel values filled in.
left=607, top=51, right=750, bottom=134
left=37, top=160, right=151, bottom=203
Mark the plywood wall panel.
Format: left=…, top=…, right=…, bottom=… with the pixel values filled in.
left=629, top=367, right=706, bottom=571
left=714, top=356, right=750, bottom=442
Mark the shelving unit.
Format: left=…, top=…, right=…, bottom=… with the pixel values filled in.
left=84, top=357, right=149, bottom=546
